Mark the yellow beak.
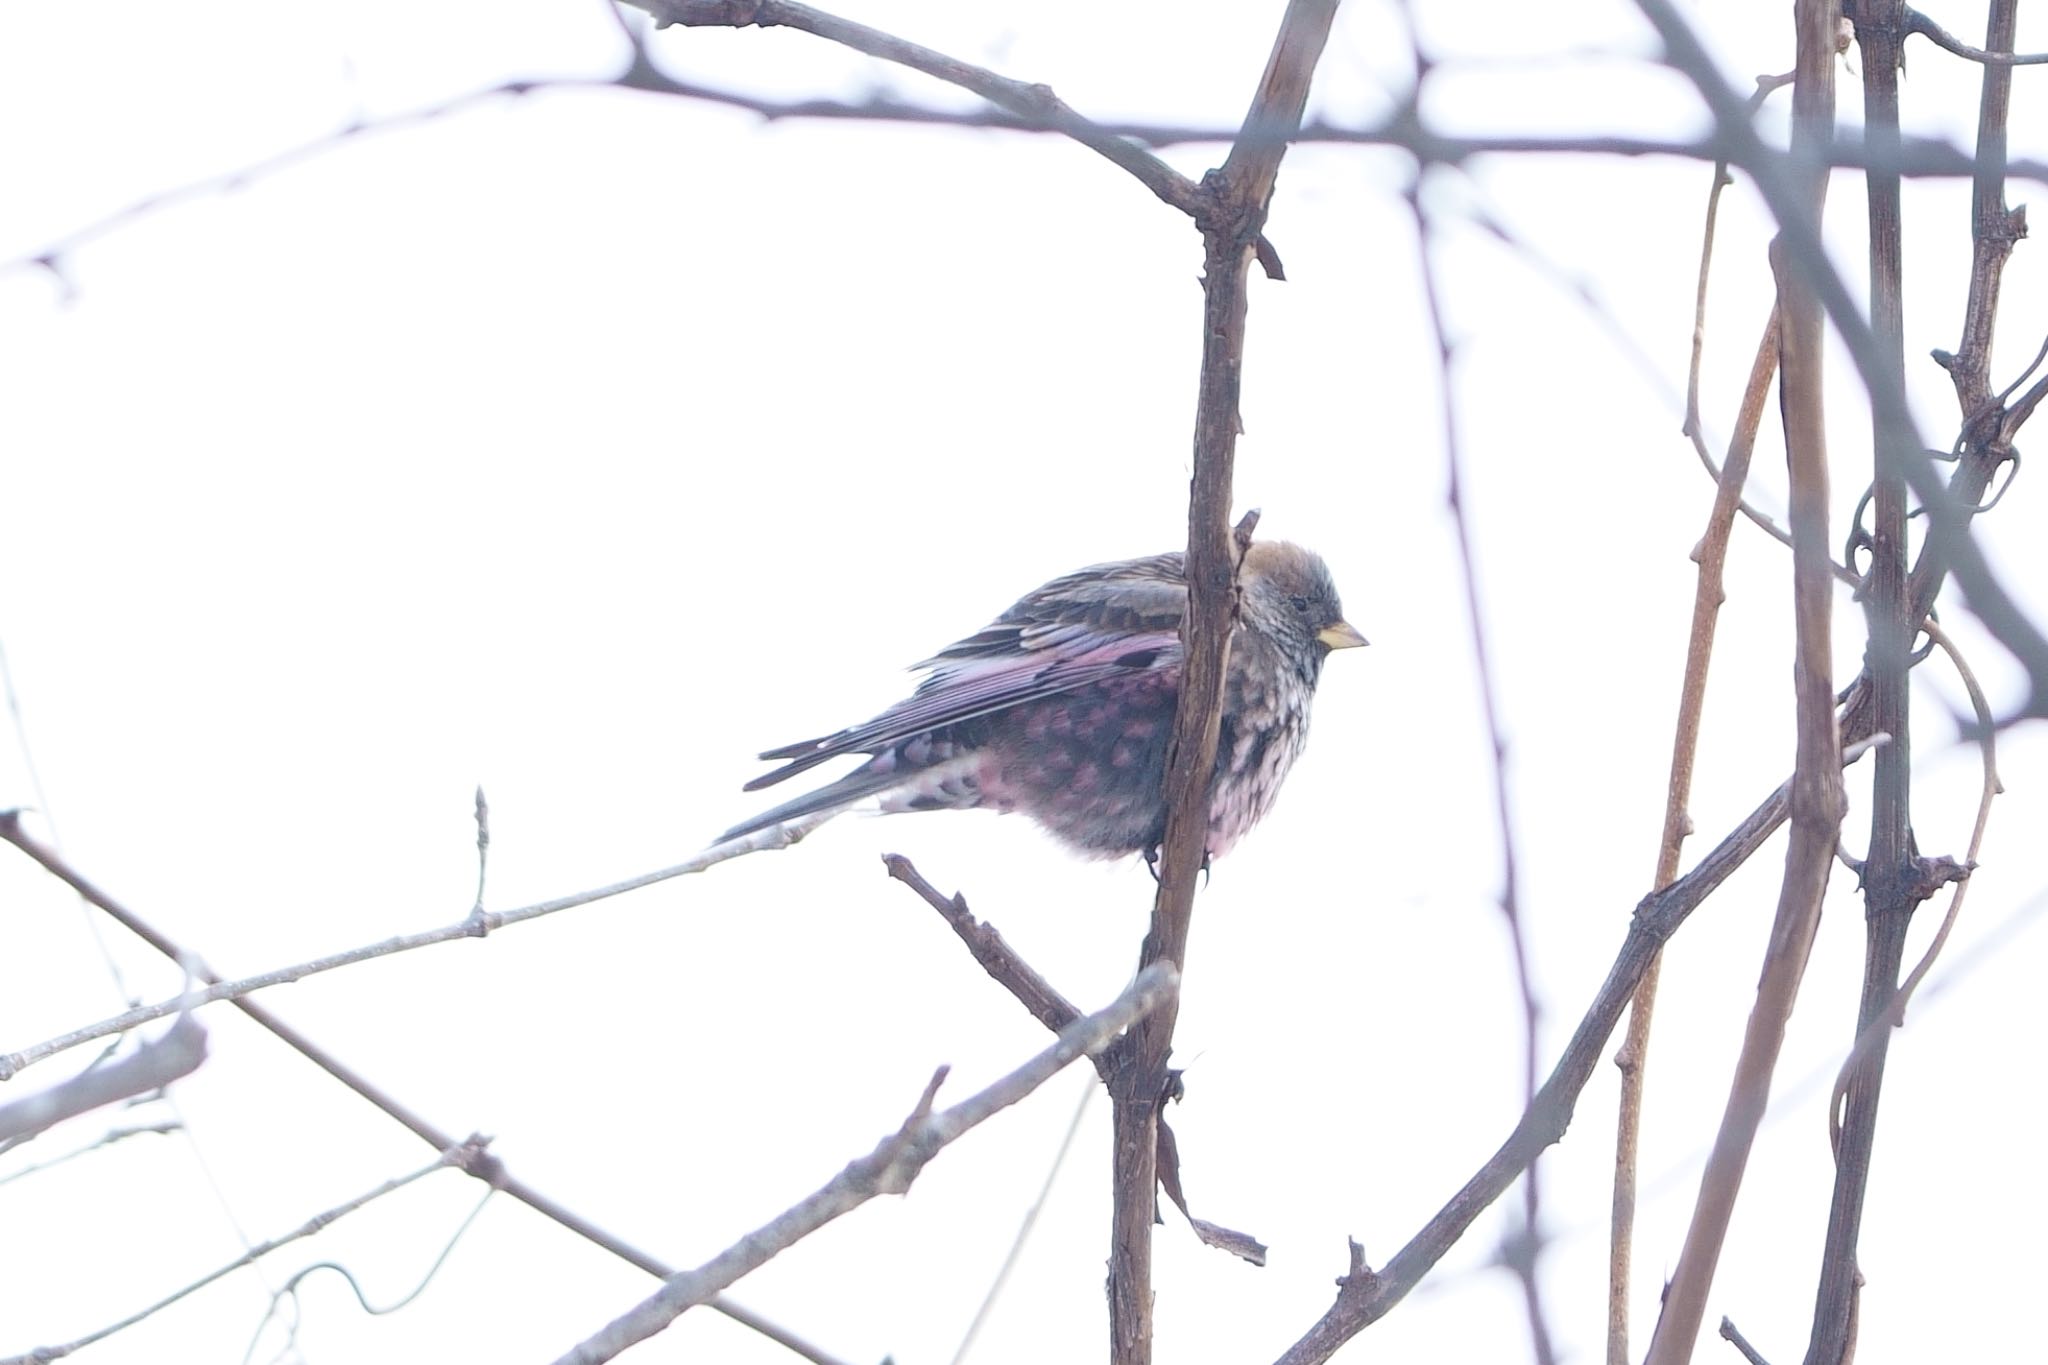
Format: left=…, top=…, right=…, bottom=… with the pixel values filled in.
left=1317, top=620, right=1369, bottom=650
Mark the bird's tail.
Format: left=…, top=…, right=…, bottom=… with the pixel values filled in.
left=713, top=765, right=906, bottom=847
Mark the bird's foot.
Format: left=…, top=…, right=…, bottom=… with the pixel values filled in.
left=1140, top=846, right=1213, bottom=887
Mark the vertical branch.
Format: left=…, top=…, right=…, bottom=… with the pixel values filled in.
left=1105, top=6, right=1340, bottom=1363
left=1805, top=3, right=1911, bottom=1361
left=1609, top=306, right=1780, bottom=1365
left=1643, top=3, right=1845, bottom=1362
left=1941, top=0, right=2025, bottom=430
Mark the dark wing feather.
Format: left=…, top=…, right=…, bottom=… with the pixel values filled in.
left=917, top=552, right=1187, bottom=666
left=744, top=553, right=1189, bottom=792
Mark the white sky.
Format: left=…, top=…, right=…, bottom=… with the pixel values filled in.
left=2, top=2, right=2045, bottom=1363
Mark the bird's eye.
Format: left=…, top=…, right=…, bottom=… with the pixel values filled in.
left=1288, top=594, right=1311, bottom=613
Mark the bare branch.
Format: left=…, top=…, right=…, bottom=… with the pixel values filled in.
left=883, top=854, right=1086, bottom=1042
left=1107, top=6, right=1338, bottom=1362
left=0, top=1121, right=178, bottom=1186
left=885, top=854, right=1264, bottom=1263
left=1905, top=7, right=2048, bottom=66
left=10, top=90, right=2048, bottom=291
left=1, top=1139, right=480, bottom=1364
left=1273, top=729, right=1881, bottom=1365
left=0, top=810, right=827, bottom=1081
left=0, top=811, right=858, bottom=1365
left=1644, top=5, right=1845, bottom=1358
left=551, top=964, right=1178, bottom=1365
left=1822, top=579, right=1995, bottom=1143
left=1612, top=306, right=1782, bottom=1365
left=949, top=1075, right=1096, bottom=1365
left=633, top=0, right=1284, bottom=276
left=0, top=1015, right=206, bottom=1146
left=1806, top=2, right=1919, bottom=1354
left=1405, top=169, right=1553, bottom=1365
left=1634, top=0, right=2048, bottom=715
left=1720, top=1317, right=1777, bottom=1365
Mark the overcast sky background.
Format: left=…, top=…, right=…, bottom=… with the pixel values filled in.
left=2, top=2, right=2045, bottom=1363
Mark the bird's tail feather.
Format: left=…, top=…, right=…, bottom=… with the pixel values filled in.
left=715, top=766, right=905, bottom=846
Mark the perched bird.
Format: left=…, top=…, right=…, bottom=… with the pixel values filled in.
left=720, top=541, right=1366, bottom=861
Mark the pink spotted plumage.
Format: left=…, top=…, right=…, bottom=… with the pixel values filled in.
left=721, top=541, right=1365, bottom=860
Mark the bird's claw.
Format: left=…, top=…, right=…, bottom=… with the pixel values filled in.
left=1141, top=845, right=1213, bottom=887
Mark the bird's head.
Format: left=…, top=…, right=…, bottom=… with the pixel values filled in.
left=1240, top=541, right=1368, bottom=676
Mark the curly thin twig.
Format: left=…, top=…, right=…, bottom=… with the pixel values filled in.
left=1, top=1139, right=483, bottom=1364
left=1826, top=616, right=1996, bottom=1138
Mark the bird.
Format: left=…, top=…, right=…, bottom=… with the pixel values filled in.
left=718, top=540, right=1366, bottom=861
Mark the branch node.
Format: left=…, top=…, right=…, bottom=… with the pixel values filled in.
left=1338, top=1237, right=1379, bottom=1292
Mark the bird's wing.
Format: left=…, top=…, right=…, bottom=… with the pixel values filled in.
left=746, top=554, right=1189, bottom=792
left=917, top=552, right=1188, bottom=666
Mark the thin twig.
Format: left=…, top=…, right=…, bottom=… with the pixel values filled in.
left=0, top=813, right=857, bottom=1365
left=634, top=0, right=1284, bottom=277
left=552, top=965, right=1178, bottom=1365
left=0, top=811, right=828, bottom=1080
left=1405, top=176, right=1554, bottom=1365
left=1611, top=306, right=1782, bottom=1365
left=1905, top=7, right=2048, bottom=66
left=0, top=1120, right=179, bottom=1188
left=1634, top=0, right=2048, bottom=716
left=1678, top=76, right=1802, bottom=556
left=882, top=854, right=1086, bottom=1042
left=1271, top=732, right=1882, bottom=1365
left=0, top=1140, right=482, bottom=1364
left=1720, top=1316, right=1776, bottom=1365
left=1825, top=623, right=1994, bottom=1139
left=11, top=84, right=2048, bottom=289
left=885, top=854, right=1264, bottom=1259
left=244, top=1186, right=497, bottom=1362
left=949, top=1072, right=1095, bottom=1365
